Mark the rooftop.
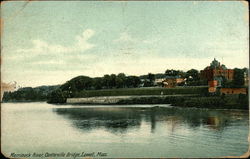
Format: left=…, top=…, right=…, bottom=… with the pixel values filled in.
left=206, top=58, right=227, bottom=70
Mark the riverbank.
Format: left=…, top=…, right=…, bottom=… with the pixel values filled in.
left=50, top=86, right=248, bottom=109
left=1, top=100, right=47, bottom=103
left=66, top=94, right=198, bottom=104
left=47, top=86, right=208, bottom=103
left=3, top=86, right=248, bottom=110
left=73, top=86, right=208, bottom=97
left=66, top=94, right=249, bottom=110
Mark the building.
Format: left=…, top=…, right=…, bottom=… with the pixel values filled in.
left=208, top=80, right=218, bottom=87
left=154, top=78, right=165, bottom=86
left=200, top=58, right=234, bottom=93
left=162, top=76, right=185, bottom=88
left=200, top=58, right=234, bottom=84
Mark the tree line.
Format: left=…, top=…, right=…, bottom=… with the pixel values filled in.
left=222, top=68, right=248, bottom=88
left=2, top=85, right=60, bottom=102
left=2, top=68, right=248, bottom=103
left=60, top=73, right=141, bottom=92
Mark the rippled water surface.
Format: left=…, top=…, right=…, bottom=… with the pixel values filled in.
left=1, top=102, right=249, bottom=158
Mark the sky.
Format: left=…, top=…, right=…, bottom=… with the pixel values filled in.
left=1, top=1, right=249, bottom=87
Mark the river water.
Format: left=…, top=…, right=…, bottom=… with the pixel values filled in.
left=1, top=102, right=249, bottom=158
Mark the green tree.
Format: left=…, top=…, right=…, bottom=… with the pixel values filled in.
left=131, top=76, right=141, bottom=87
left=110, top=74, right=117, bottom=88
left=93, top=77, right=103, bottom=89
left=221, top=76, right=234, bottom=88
left=103, top=74, right=111, bottom=88
left=126, top=76, right=141, bottom=88
left=47, top=89, right=67, bottom=103
left=117, top=73, right=126, bottom=88
left=147, top=73, right=155, bottom=86
left=178, top=71, right=187, bottom=78
left=186, top=69, right=199, bottom=81
left=165, top=69, right=180, bottom=76
left=233, top=68, right=245, bottom=87
left=60, top=76, right=93, bottom=92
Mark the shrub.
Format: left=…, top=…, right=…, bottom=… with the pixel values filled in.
left=47, top=89, right=68, bottom=104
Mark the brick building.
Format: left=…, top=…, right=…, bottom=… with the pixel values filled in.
left=200, top=58, right=235, bottom=93
left=200, top=58, right=234, bottom=86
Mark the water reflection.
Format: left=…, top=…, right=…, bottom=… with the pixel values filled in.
left=53, top=106, right=248, bottom=134
left=53, top=107, right=142, bottom=133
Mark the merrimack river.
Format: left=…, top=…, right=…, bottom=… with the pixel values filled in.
left=1, top=102, right=249, bottom=158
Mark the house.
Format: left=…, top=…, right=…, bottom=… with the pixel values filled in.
left=162, top=76, right=185, bottom=88
left=154, top=78, right=165, bottom=86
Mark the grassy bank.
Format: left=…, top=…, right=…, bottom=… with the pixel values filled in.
left=173, top=95, right=249, bottom=109
left=117, top=95, right=249, bottom=110
left=47, top=86, right=248, bottom=110
left=73, top=86, right=208, bottom=98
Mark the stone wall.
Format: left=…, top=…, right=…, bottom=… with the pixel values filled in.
left=67, top=96, right=132, bottom=104
left=66, top=95, right=196, bottom=104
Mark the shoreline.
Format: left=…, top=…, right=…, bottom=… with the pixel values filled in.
left=66, top=94, right=198, bottom=104
left=66, top=94, right=248, bottom=110
left=1, top=100, right=47, bottom=103
left=3, top=95, right=247, bottom=110
left=2, top=101, right=249, bottom=112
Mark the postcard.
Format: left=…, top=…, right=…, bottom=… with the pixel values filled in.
left=1, top=1, right=249, bottom=158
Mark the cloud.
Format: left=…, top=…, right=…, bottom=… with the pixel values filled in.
left=1, top=29, right=98, bottom=77
left=113, top=32, right=137, bottom=43
left=17, top=29, right=95, bottom=55
left=75, top=29, right=95, bottom=51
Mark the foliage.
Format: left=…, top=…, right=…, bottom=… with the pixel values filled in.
left=60, top=74, right=141, bottom=92
left=117, top=96, right=188, bottom=104
left=185, top=69, right=207, bottom=86
left=146, top=73, right=155, bottom=86
left=186, top=69, right=199, bottom=81
left=172, top=95, right=248, bottom=109
left=2, top=85, right=60, bottom=102
left=126, top=76, right=141, bottom=88
left=108, top=94, right=248, bottom=110
left=148, top=73, right=155, bottom=83
left=222, top=68, right=246, bottom=88
left=5, top=67, right=248, bottom=105
left=47, top=89, right=68, bottom=103
left=165, top=69, right=180, bottom=76
left=232, top=68, right=245, bottom=87
left=186, top=79, right=207, bottom=86
left=237, top=93, right=249, bottom=107
left=60, top=75, right=93, bottom=92
left=154, top=73, right=166, bottom=79
left=74, top=86, right=208, bottom=98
